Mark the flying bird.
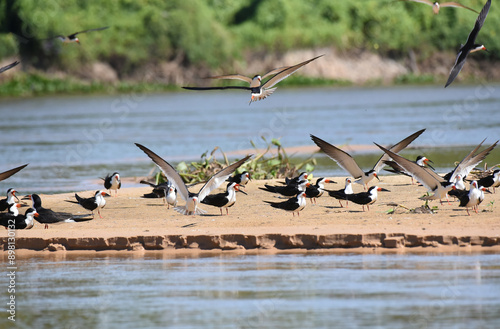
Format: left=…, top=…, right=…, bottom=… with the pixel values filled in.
left=136, top=143, right=251, bottom=215
left=48, top=26, right=109, bottom=44
left=0, top=164, right=28, bottom=182
left=183, top=55, right=324, bottom=104
left=0, top=61, right=20, bottom=74
left=311, top=129, right=425, bottom=189
left=399, top=0, right=478, bottom=14
left=445, top=0, right=491, bottom=87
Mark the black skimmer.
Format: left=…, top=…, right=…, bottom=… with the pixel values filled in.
left=183, top=54, right=324, bottom=104
left=135, top=143, right=251, bottom=216
left=451, top=181, right=489, bottom=215
left=284, top=172, right=309, bottom=185
left=264, top=192, right=307, bottom=217
left=201, top=182, right=247, bottom=215
left=0, top=164, right=28, bottom=182
left=399, top=1, right=478, bottom=14
left=4, top=203, right=21, bottom=216
left=442, top=139, right=498, bottom=184
left=259, top=179, right=310, bottom=197
left=477, top=169, right=500, bottom=193
left=0, top=208, right=37, bottom=230
left=376, top=144, right=457, bottom=204
left=311, top=129, right=425, bottom=189
left=345, top=186, right=390, bottom=211
left=0, top=188, right=20, bottom=212
left=66, top=190, right=109, bottom=219
left=48, top=26, right=109, bottom=44
left=0, top=61, right=20, bottom=74
left=384, top=155, right=434, bottom=184
left=305, top=178, right=335, bottom=204
left=327, top=178, right=354, bottom=207
left=140, top=180, right=178, bottom=207
left=102, top=172, right=121, bottom=196
left=227, top=171, right=251, bottom=186
left=445, top=0, right=491, bottom=87
left=25, top=194, right=90, bottom=229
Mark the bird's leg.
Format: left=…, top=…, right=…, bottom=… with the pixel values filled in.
left=367, top=205, right=370, bottom=211
left=467, top=208, right=470, bottom=216
left=45, top=224, right=49, bottom=229
left=474, top=206, right=478, bottom=214
left=226, top=208, right=229, bottom=216
left=362, top=205, right=365, bottom=212
left=98, top=209, right=103, bottom=219
left=338, top=200, right=343, bottom=208
left=346, top=200, right=349, bottom=208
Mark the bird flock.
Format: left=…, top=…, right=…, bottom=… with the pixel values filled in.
left=1, top=0, right=498, bottom=230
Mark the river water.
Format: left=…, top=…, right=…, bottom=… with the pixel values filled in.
left=1, top=84, right=499, bottom=193
left=3, top=250, right=500, bottom=328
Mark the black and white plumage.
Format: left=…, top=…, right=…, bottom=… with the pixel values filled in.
left=259, top=179, right=309, bottom=197
left=3, top=203, right=21, bottom=216
left=26, top=194, right=91, bottom=229
left=0, top=61, right=20, bottom=74
left=327, top=178, right=354, bottom=208
left=0, top=188, right=19, bottom=212
left=345, top=186, right=390, bottom=211
left=305, top=178, right=335, bottom=204
left=201, top=182, right=247, bottom=215
left=376, top=144, right=457, bottom=204
left=227, top=171, right=251, bottom=186
left=0, top=164, right=28, bottom=182
left=445, top=0, right=491, bottom=87
left=477, top=169, right=500, bottom=193
left=48, top=26, right=109, bottom=44
left=284, top=172, right=308, bottom=186
left=102, top=172, right=121, bottom=196
left=183, top=55, right=323, bottom=104
left=399, top=0, right=479, bottom=14
left=452, top=181, right=488, bottom=215
left=0, top=208, right=37, bottom=230
left=311, top=129, right=425, bottom=189
left=384, top=155, right=434, bottom=184
left=135, top=143, right=251, bottom=216
left=264, top=192, right=307, bottom=217
left=66, top=190, right=108, bottom=219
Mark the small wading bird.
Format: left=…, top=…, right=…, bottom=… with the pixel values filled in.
left=345, top=186, right=390, bottom=212
left=201, top=182, right=247, bottom=215
left=311, top=129, right=425, bottom=190
left=264, top=192, right=307, bottom=217
left=0, top=208, right=37, bottom=230
left=47, top=26, right=109, bottom=44
left=327, top=178, right=354, bottom=208
left=399, top=0, right=478, bottom=14
left=66, top=190, right=109, bottom=219
left=0, top=164, right=28, bottom=182
left=136, top=143, right=251, bottom=216
left=445, top=0, right=491, bottom=87
left=0, top=61, right=20, bottom=74
left=183, top=55, right=324, bottom=104
left=102, top=172, right=121, bottom=197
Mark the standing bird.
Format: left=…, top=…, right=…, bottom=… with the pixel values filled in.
left=328, top=178, right=354, bottom=208
left=305, top=178, right=335, bottom=204
left=0, top=188, right=20, bottom=212
left=66, top=190, right=108, bottom=219
left=201, top=182, right=247, bottom=215
left=0, top=208, right=37, bottom=230
left=0, top=164, right=28, bottom=182
left=284, top=172, right=309, bottom=186
left=311, top=129, right=425, bottom=190
left=384, top=155, right=434, bottom=184
left=399, top=0, right=478, bottom=14
left=477, top=169, right=500, bottom=193
left=345, top=186, right=390, bottom=212
left=264, top=192, right=307, bottom=217
left=445, top=0, right=491, bottom=87
left=227, top=171, right=251, bottom=186
left=140, top=180, right=170, bottom=200
left=454, top=181, right=489, bottom=215
left=259, top=179, right=310, bottom=197
left=48, top=26, right=109, bottom=44
left=183, top=55, right=324, bottom=104
left=136, top=143, right=251, bottom=216
left=0, top=61, right=20, bottom=74
left=102, top=172, right=121, bottom=197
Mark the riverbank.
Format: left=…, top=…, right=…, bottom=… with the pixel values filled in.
left=2, top=175, right=499, bottom=252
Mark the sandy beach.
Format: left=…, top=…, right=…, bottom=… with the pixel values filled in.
left=2, top=175, right=500, bottom=253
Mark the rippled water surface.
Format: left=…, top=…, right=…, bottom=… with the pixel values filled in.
left=1, top=84, right=499, bottom=192
left=3, top=251, right=500, bottom=328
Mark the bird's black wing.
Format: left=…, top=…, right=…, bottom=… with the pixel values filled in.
left=0, top=61, right=20, bottom=74
left=0, top=164, right=28, bottom=182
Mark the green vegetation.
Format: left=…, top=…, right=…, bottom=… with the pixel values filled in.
left=1, top=0, right=498, bottom=75
left=152, top=137, right=316, bottom=185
